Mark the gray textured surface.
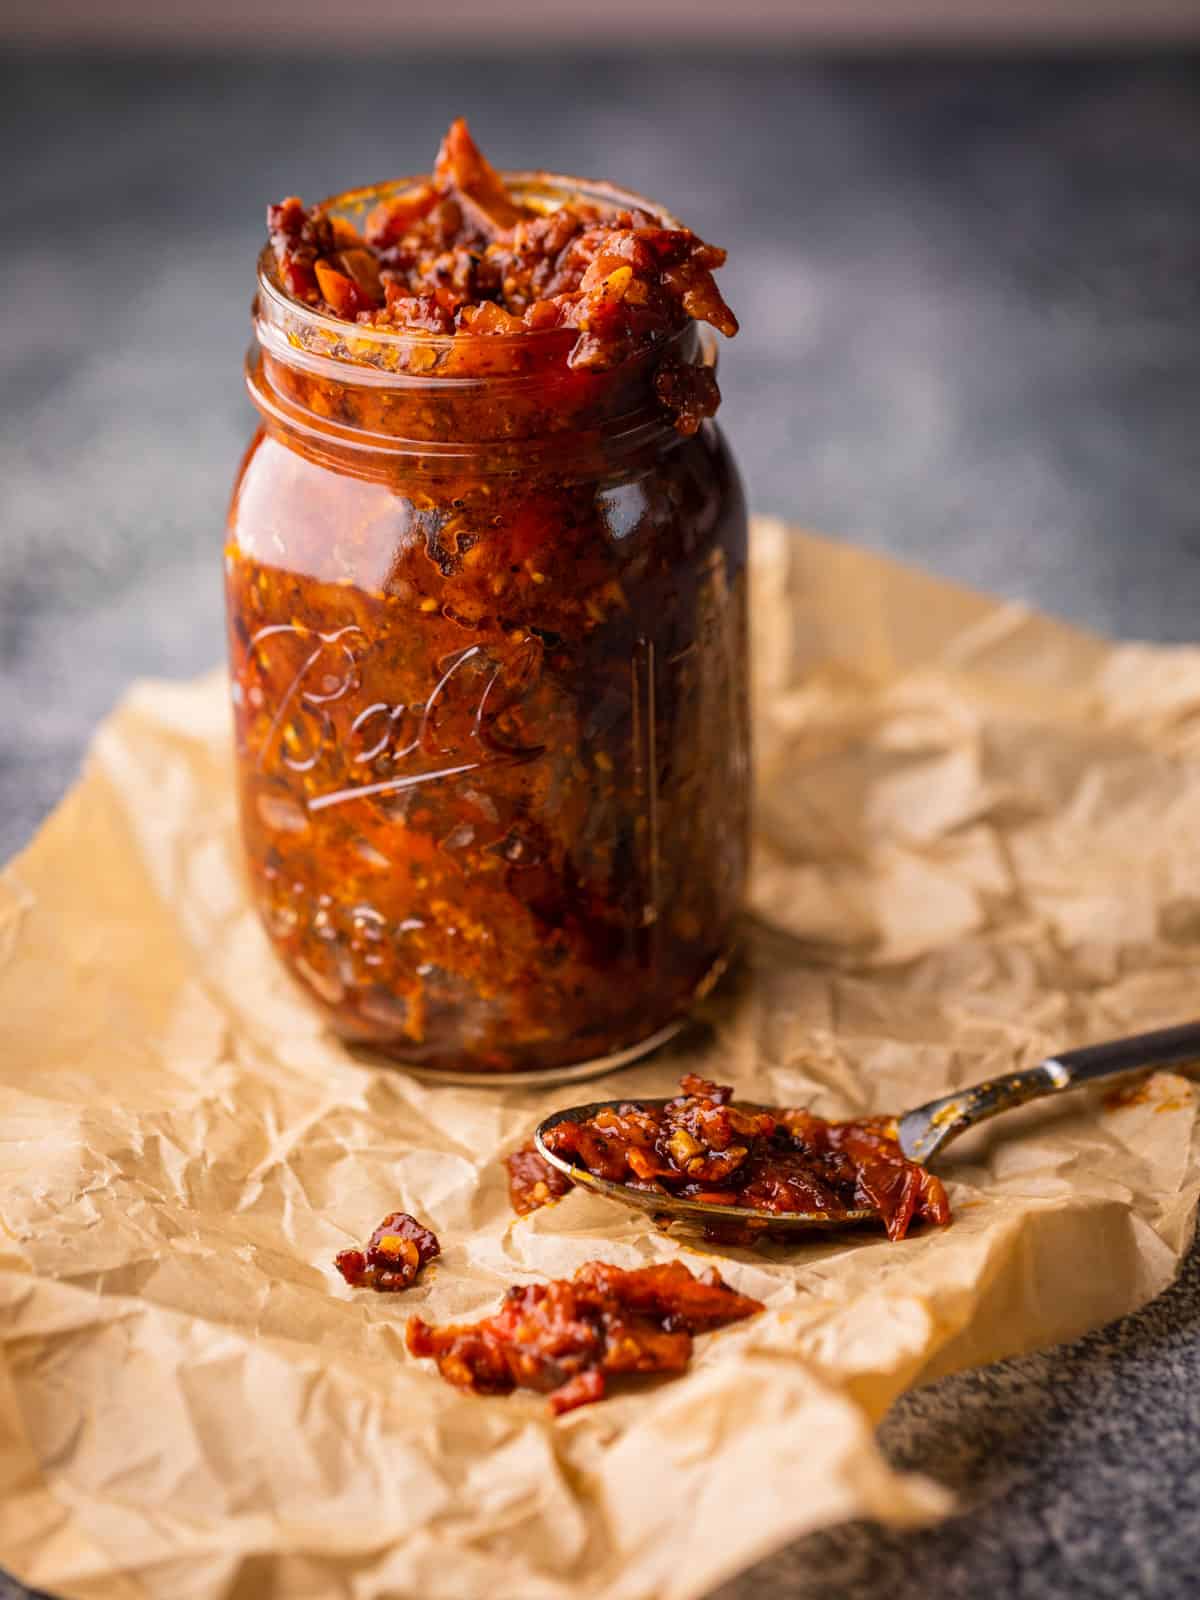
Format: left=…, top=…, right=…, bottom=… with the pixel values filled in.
left=2, top=48, right=1199, bottom=1600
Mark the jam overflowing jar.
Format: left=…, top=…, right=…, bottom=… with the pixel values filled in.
left=226, top=140, right=749, bottom=1078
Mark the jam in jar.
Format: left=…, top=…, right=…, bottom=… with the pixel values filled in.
left=225, top=121, right=749, bottom=1077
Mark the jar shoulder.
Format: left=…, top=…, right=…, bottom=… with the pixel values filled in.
left=226, top=422, right=746, bottom=584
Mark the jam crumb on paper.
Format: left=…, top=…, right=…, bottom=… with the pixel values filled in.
left=406, top=1259, right=762, bottom=1414
left=334, top=1211, right=441, bottom=1292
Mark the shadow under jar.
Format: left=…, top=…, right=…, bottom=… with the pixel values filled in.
left=226, top=174, right=750, bottom=1079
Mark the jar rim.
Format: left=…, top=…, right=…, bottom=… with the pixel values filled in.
left=255, top=169, right=685, bottom=369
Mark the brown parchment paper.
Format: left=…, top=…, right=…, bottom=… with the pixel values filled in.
left=3, top=517, right=1200, bottom=1600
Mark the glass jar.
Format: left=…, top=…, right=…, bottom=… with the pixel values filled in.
left=226, top=175, right=749, bottom=1080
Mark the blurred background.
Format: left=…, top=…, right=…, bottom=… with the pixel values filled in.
left=1, top=5, right=1198, bottom=867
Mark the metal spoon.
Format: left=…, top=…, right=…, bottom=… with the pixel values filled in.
left=533, top=1020, right=1200, bottom=1236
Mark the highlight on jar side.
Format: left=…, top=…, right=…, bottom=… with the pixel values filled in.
left=226, top=118, right=749, bottom=1077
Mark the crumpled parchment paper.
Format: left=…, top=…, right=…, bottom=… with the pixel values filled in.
left=2, top=517, right=1199, bottom=1600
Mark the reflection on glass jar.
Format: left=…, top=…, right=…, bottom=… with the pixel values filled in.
left=226, top=175, right=749, bottom=1077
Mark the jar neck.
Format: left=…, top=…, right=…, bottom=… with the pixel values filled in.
left=249, top=272, right=710, bottom=474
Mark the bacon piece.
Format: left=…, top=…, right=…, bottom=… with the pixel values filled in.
left=365, top=183, right=438, bottom=249
left=433, top=116, right=524, bottom=235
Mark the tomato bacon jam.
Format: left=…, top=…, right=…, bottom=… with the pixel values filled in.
left=334, top=1211, right=441, bottom=1292
left=406, top=1259, right=762, bottom=1414
left=265, top=116, right=736, bottom=425
left=227, top=119, right=749, bottom=1075
left=540, top=1076, right=952, bottom=1241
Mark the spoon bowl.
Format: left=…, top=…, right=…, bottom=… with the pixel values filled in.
left=533, top=1020, right=1200, bottom=1238
left=534, top=1098, right=881, bottom=1234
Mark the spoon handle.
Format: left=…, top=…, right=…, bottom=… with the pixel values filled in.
left=896, top=1020, right=1200, bottom=1165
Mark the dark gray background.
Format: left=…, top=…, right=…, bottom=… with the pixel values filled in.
left=2, top=48, right=1198, bottom=1600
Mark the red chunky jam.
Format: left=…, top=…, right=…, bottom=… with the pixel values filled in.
left=334, top=1212, right=441, bottom=1292
left=406, top=1259, right=762, bottom=1414
left=265, top=116, right=735, bottom=422
left=227, top=121, right=748, bottom=1075
left=540, top=1077, right=953, bottom=1241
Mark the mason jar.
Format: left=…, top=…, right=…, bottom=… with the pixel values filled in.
left=225, top=174, right=750, bottom=1080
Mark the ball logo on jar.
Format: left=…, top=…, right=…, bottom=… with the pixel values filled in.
left=242, top=622, right=366, bottom=775
left=241, top=624, right=545, bottom=813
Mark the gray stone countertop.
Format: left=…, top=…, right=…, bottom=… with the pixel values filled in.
left=1, top=48, right=1198, bottom=1600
